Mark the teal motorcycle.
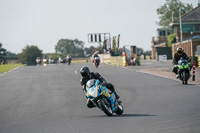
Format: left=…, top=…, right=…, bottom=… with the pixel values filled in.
left=176, top=59, right=191, bottom=85
left=86, top=79, right=123, bottom=116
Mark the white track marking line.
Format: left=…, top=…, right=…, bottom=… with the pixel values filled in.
left=75, top=70, right=77, bottom=75
left=121, top=67, right=200, bottom=85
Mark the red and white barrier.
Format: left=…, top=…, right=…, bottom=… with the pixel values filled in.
left=192, top=63, right=196, bottom=81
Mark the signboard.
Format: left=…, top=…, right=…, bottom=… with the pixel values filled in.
left=88, top=33, right=110, bottom=43
left=158, top=55, right=167, bottom=62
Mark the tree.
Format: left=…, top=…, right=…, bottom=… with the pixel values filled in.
left=157, top=0, right=193, bottom=27
left=167, top=33, right=176, bottom=47
left=6, top=51, right=18, bottom=60
left=144, top=50, right=152, bottom=56
left=0, top=43, right=7, bottom=64
left=55, top=39, right=85, bottom=57
left=136, top=47, right=144, bottom=56
left=19, top=45, right=43, bottom=65
left=84, top=46, right=97, bottom=57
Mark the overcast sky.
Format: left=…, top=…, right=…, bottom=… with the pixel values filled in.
left=0, top=0, right=198, bottom=54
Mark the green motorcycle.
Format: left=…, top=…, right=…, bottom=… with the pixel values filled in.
left=176, top=59, right=191, bottom=85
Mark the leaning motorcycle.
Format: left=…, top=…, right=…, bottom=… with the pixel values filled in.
left=85, top=79, right=123, bottom=116
left=176, top=59, right=191, bottom=85
left=67, top=58, right=71, bottom=65
left=93, top=57, right=100, bottom=68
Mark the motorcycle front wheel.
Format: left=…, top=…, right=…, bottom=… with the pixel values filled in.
left=95, top=63, right=99, bottom=68
left=183, top=71, right=188, bottom=85
left=99, top=98, right=113, bottom=116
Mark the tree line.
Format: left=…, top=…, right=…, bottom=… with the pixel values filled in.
left=0, top=39, right=107, bottom=65
left=1, top=38, right=151, bottom=65
left=0, top=43, right=7, bottom=64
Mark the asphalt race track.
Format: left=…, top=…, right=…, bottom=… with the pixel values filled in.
left=0, top=63, right=200, bottom=133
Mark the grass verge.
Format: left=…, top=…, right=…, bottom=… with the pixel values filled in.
left=0, top=64, right=22, bottom=73
left=71, top=60, right=88, bottom=63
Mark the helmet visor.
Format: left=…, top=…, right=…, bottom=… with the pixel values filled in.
left=178, top=51, right=182, bottom=54
left=81, top=72, right=88, bottom=77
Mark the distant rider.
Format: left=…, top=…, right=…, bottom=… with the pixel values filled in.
left=66, top=54, right=72, bottom=62
left=80, top=66, right=120, bottom=108
left=94, top=53, right=99, bottom=58
left=92, top=53, right=100, bottom=63
left=172, top=47, right=191, bottom=78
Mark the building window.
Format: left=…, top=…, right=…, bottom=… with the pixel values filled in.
left=159, top=31, right=166, bottom=36
left=182, top=24, right=200, bottom=33
left=167, top=31, right=171, bottom=35
left=160, top=31, right=163, bottom=36
left=194, top=25, right=199, bottom=32
left=163, top=31, right=166, bottom=36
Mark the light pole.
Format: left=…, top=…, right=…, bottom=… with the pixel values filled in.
left=179, top=9, right=183, bottom=41
left=172, top=11, right=174, bottom=21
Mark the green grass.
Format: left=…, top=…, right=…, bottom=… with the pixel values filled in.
left=71, top=60, right=88, bottom=63
left=0, top=64, right=22, bottom=73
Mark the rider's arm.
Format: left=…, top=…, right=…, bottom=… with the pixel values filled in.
left=184, top=53, right=190, bottom=62
left=80, top=78, right=86, bottom=92
left=94, top=72, right=107, bottom=84
left=173, top=54, right=178, bottom=65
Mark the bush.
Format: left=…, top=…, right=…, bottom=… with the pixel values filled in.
left=167, top=33, right=176, bottom=47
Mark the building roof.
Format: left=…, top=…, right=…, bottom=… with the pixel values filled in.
left=153, top=42, right=167, bottom=47
left=157, top=28, right=172, bottom=31
left=170, top=6, right=200, bottom=25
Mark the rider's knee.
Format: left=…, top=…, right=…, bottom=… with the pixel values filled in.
left=87, top=99, right=95, bottom=108
left=172, top=67, right=177, bottom=74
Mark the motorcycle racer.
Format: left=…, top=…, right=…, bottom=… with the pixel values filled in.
left=80, top=66, right=120, bottom=108
left=172, top=47, right=191, bottom=78
left=92, top=53, right=100, bottom=63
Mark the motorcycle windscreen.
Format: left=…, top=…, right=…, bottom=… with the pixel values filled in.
left=95, top=57, right=100, bottom=60
left=86, top=79, right=98, bottom=97
left=87, top=86, right=98, bottom=97
left=86, top=79, right=96, bottom=88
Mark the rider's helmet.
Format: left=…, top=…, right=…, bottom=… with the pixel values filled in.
left=80, top=66, right=90, bottom=78
left=177, top=47, right=183, bottom=56
left=67, top=54, right=71, bottom=59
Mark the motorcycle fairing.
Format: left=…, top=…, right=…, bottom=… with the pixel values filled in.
left=86, top=80, right=100, bottom=98
left=86, top=79, right=118, bottom=111
left=177, top=60, right=190, bottom=70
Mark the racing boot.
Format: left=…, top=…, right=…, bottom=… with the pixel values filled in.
left=114, top=91, right=122, bottom=103
left=176, top=73, right=180, bottom=79
left=114, top=91, right=120, bottom=99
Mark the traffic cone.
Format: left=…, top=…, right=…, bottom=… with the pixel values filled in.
left=122, top=52, right=128, bottom=66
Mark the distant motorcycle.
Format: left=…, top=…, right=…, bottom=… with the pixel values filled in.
left=93, top=57, right=100, bottom=68
left=85, top=79, right=123, bottom=116
left=176, top=59, right=191, bottom=84
left=67, top=58, right=71, bottom=65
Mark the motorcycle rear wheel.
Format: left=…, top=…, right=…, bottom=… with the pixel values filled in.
left=115, top=104, right=124, bottom=115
